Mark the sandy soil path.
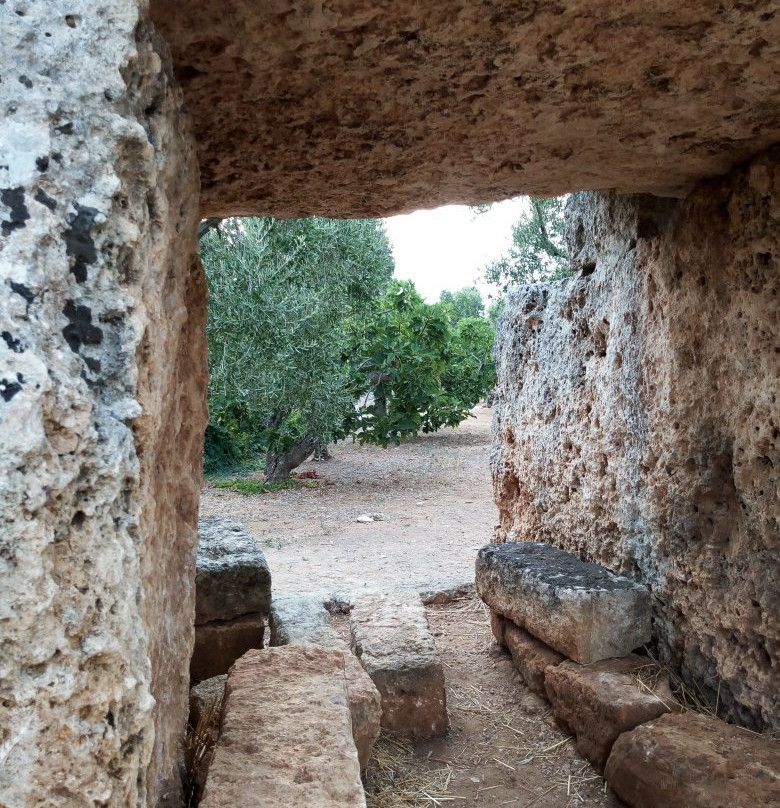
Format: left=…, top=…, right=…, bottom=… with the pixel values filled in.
left=200, top=406, right=497, bottom=597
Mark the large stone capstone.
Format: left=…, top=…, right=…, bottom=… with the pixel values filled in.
left=492, top=148, right=780, bottom=732
left=150, top=1, right=780, bottom=217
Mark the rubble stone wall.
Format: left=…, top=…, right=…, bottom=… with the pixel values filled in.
left=0, top=4, right=206, bottom=806
left=492, top=149, right=779, bottom=732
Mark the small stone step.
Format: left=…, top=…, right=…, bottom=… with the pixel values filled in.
left=269, top=593, right=381, bottom=770
left=544, top=655, right=677, bottom=773
left=605, top=712, right=780, bottom=808
left=503, top=620, right=565, bottom=697
left=196, top=518, right=271, bottom=624
left=199, top=646, right=366, bottom=808
left=476, top=542, right=651, bottom=663
left=350, top=596, right=447, bottom=739
left=269, top=593, right=340, bottom=647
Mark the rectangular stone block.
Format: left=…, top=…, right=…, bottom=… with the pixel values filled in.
left=504, top=621, right=565, bottom=697
left=190, top=614, right=265, bottom=681
left=196, top=518, right=271, bottom=625
left=270, top=593, right=381, bottom=770
left=545, top=656, right=676, bottom=773
left=605, top=712, right=780, bottom=808
left=350, top=596, right=447, bottom=739
left=200, top=646, right=366, bottom=808
left=476, top=542, right=651, bottom=663
left=269, top=593, right=340, bottom=647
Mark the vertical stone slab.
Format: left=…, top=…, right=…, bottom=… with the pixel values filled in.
left=492, top=163, right=780, bottom=732
left=0, top=4, right=204, bottom=806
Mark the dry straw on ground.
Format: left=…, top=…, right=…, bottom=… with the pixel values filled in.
left=364, top=732, right=459, bottom=808
left=183, top=690, right=224, bottom=807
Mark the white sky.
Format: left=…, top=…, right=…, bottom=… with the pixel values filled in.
left=383, top=196, right=528, bottom=303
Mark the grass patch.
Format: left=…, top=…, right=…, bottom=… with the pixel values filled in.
left=211, top=477, right=318, bottom=495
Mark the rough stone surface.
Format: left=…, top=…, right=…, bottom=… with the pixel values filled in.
left=196, top=518, right=271, bottom=624
left=269, top=594, right=381, bottom=769
left=476, top=542, right=651, bottom=663
left=199, top=646, right=366, bottom=808
left=504, top=621, right=565, bottom=697
left=351, top=596, right=448, bottom=738
left=0, top=6, right=205, bottom=807
left=605, top=712, right=780, bottom=808
left=545, top=656, right=676, bottom=773
left=490, top=609, right=507, bottom=648
left=149, top=2, right=780, bottom=217
left=189, top=675, right=227, bottom=729
left=343, top=653, right=383, bottom=771
left=270, top=593, right=339, bottom=647
left=492, top=149, right=780, bottom=731
left=187, top=675, right=226, bottom=797
left=190, top=615, right=265, bottom=682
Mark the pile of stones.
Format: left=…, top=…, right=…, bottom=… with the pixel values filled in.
left=476, top=542, right=780, bottom=808
left=188, top=518, right=449, bottom=807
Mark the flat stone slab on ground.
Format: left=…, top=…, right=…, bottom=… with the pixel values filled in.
left=476, top=542, right=651, bottom=663
left=270, top=593, right=341, bottom=647
left=190, top=614, right=265, bottom=681
left=270, top=594, right=380, bottom=769
left=545, top=656, right=677, bottom=773
left=504, top=620, right=565, bottom=697
left=200, top=646, right=366, bottom=808
left=196, top=518, right=271, bottom=624
left=605, top=711, right=780, bottom=808
left=350, top=595, right=447, bottom=739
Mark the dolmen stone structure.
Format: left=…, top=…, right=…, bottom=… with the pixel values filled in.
left=350, top=595, right=448, bottom=739
left=199, top=647, right=366, bottom=808
left=269, top=593, right=381, bottom=770
left=191, top=519, right=271, bottom=681
left=477, top=542, right=780, bottom=808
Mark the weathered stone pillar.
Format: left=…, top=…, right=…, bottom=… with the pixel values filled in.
left=492, top=149, right=780, bottom=733
left=0, top=4, right=206, bottom=806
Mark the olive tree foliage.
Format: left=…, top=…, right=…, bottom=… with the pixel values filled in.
left=483, top=196, right=571, bottom=291
left=202, top=216, right=394, bottom=480
left=439, top=286, right=484, bottom=322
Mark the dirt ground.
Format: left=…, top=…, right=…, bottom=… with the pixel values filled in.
left=199, top=407, right=623, bottom=807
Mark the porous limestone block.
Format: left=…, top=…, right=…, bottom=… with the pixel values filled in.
left=270, top=594, right=381, bottom=769
left=545, top=656, right=677, bottom=773
left=476, top=542, right=651, bottom=663
left=605, top=712, right=780, bottom=808
left=351, top=596, right=448, bottom=739
left=199, top=646, right=366, bottom=808
left=491, top=175, right=780, bottom=732
left=196, top=518, right=271, bottom=624
left=0, top=6, right=205, bottom=806
left=190, top=615, right=265, bottom=681
left=151, top=2, right=780, bottom=215
left=504, top=621, right=565, bottom=697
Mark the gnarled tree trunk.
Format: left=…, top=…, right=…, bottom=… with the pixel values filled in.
left=264, top=436, right=316, bottom=482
